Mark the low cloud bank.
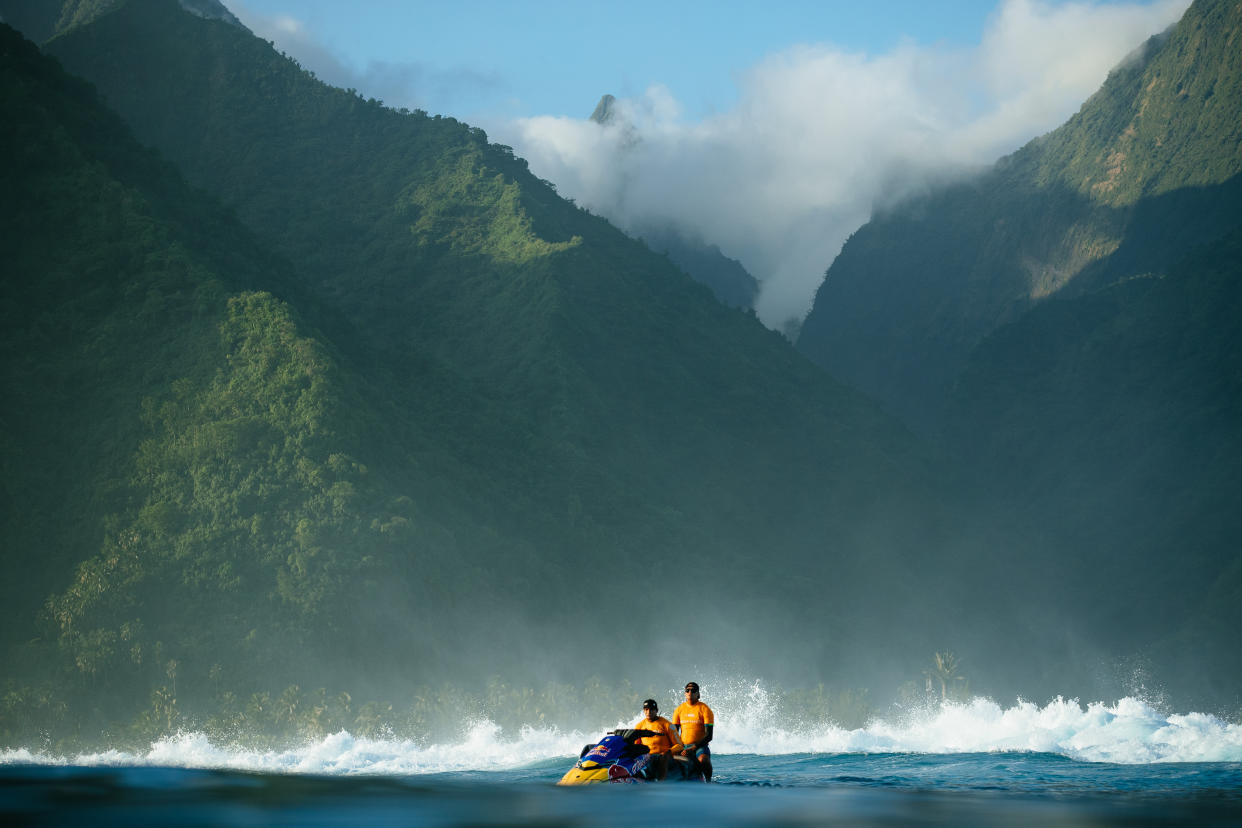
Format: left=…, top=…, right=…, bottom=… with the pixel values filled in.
left=498, top=0, right=1188, bottom=329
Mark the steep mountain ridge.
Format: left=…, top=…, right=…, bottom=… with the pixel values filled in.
left=40, top=0, right=932, bottom=559
left=1024, top=2, right=1241, bottom=205
left=632, top=224, right=760, bottom=310
left=798, top=0, right=1242, bottom=429
left=798, top=0, right=1242, bottom=709
left=6, top=0, right=1240, bottom=740
left=944, top=217, right=1242, bottom=708
left=2, top=1, right=952, bottom=740
left=1, top=19, right=474, bottom=714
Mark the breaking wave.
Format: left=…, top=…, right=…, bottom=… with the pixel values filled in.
left=4, top=687, right=1240, bottom=773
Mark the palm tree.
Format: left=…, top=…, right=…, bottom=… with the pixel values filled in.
left=924, top=652, right=967, bottom=700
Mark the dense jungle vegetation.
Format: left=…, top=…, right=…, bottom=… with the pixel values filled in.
left=1, top=4, right=941, bottom=747
left=2, top=0, right=1240, bottom=747
left=798, top=0, right=1242, bottom=707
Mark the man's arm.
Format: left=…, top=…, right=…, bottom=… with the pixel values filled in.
left=664, top=720, right=683, bottom=753
left=672, top=721, right=692, bottom=754
left=701, top=723, right=713, bottom=745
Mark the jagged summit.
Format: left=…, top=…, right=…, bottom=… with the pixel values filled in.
left=589, top=93, right=618, bottom=125
left=582, top=91, right=759, bottom=309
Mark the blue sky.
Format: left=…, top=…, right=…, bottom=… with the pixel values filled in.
left=232, top=0, right=1003, bottom=120
left=230, top=0, right=1190, bottom=326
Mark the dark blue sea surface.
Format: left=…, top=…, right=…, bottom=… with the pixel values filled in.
left=4, top=752, right=1241, bottom=826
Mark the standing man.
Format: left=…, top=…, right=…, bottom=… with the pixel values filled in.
left=633, top=698, right=682, bottom=780
left=672, top=681, right=714, bottom=781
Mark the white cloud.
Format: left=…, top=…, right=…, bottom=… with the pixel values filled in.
left=497, top=0, right=1189, bottom=329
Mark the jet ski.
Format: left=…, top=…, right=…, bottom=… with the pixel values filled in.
left=557, top=729, right=705, bottom=784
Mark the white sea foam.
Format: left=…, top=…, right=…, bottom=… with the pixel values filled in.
left=712, top=690, right=1242, bottom=764
left=4, top=691, right=1240, bottom=772
left=0, top=720, right=588, bottom=775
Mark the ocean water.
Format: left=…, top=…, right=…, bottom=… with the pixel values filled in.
left=4, top=692, right=1241, bottom=825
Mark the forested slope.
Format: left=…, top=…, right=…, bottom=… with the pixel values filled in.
left=798, top=0, right=1242, bottom=431
left=42, top=0, right=926, bottom=558
left=0, top=20, right=480, bottom=735
left=944, top=223, right=1242, bottom=708
left=1, top=1, right=949, bottom=744
left=7, top=0, right=1238, bottom=742
left=797, top=0, right=1242, bottom=709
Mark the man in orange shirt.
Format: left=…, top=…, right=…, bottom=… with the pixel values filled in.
left=672, top=681, right=714, bottom=781
left=633, top=698, right=681, bottom=780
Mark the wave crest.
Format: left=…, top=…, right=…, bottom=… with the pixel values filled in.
left=4, top=695, right=1239, bottom=772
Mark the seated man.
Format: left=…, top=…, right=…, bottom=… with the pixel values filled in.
left=632, top=698, right=682, bottom=780
left=673, top=681, right=714, bottom=781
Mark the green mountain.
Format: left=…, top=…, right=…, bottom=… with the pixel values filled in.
left=798, top=0, right=1242, bottom=708
left=5, top=0, right=1239, bottom=744
left=634, top=225, right=760, bottom=311
left=33, top=0, right=933, bottom=597
left=944, top=226, right=1242, bottom=706
left=1, top=1, right=946, bottom=744
left=798, top=0, right=1242, bottom=431
left=0, top=18, right=507, bottom=738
